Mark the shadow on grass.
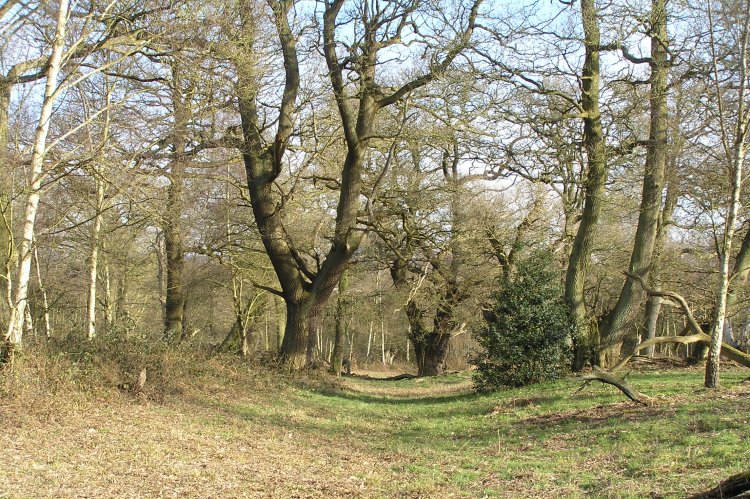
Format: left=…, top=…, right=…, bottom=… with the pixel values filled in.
left=316, top=388, right=482, bottom=406
left=345, top=373, right=418, bottom=381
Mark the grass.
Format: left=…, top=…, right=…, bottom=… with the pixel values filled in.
left=1, top=343, right=748, bottom=498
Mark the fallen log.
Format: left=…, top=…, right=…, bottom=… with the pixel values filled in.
left=688, top=469, right=750, bottom=498
left=575, top=367, right=650, bottom=405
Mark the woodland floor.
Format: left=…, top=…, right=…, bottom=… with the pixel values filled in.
left=1, top=348, right=749, bottom=498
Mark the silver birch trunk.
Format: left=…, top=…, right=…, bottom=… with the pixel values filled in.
left=366, top=320, right=373, bottom=362
left=5, top=0, right=69, bottom=348
left=705, top=0, right=750, bottom=388
left=86, top=176, right=105, bottom=340
left=706, top=147, right=746, bottom=387
left=102, top=252, right=114, bottom=329
left=406, top=331, right=410, bottom=362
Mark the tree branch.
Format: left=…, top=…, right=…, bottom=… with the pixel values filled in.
left=376, top=0, right=482, bottom=109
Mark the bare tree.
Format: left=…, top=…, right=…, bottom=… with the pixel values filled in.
left=235, top=0, right=482, bottom=367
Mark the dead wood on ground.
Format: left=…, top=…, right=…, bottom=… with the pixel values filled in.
left=575, top=367, right=651, bottom=405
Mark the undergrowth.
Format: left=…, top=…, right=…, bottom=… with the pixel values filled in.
left=0, top=335, right=298, bottom=412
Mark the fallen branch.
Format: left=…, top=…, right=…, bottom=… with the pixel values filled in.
left=617, top=273, right=750, bottom=372
left=688, top=469, right=750, bottom=498
left=576, top=366, right=650, bottom=405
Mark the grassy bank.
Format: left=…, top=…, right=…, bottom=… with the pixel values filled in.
left=1, top=344, right=748, bottom=497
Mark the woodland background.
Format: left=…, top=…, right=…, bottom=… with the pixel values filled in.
left=2, top=0, right=750, bottom=387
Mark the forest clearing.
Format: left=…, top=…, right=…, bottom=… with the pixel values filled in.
left=1, top=344, right=749, bottom=498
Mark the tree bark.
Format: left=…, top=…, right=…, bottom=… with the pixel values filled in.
left=599, top=0, right=669, bottom=361
left=565, top=0, right=607, bottom=370
left=163, top=171, right=185, bottom=340
left=0, top=84, right=13, bottom=323
left=330, top=273, right=348, bottom=375
left=413, top=332, right=451, bottom=376
left=642, top=159, right=679, bottom=356
left=405, top=298, right=454, bottom=376
left=576, top=367, right=650, bottom=404
left=86, top=176, right=105, bottom=340
left=305, top=302, right=322, bottom=364
left=4, top=0, right=69, bottom=356
left=219, top=317, right=242, bottom=352
left=274, top=294, right=285, bottom=351
left=115, top=269, right=129, bottom=334
left=705, top=0, right=750, bottom=388
left=101, top=249, right=114, bottom=330
left=280, top=299, right=315, bottom=368
left=163, top=64, right=189, bottom=341
left=32, top=248, right=51, bottom=338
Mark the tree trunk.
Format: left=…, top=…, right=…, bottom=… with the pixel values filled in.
left=163, top=188, right=185, bottom=341
left=706, top=135, right=747, bottom=388
left=220, top=311, right=251, bottom=356
left=727, top=223, right=750, bottom=311
left=366, top=320, right=373, bottom=362
left=565, top=0, right=607, bottom=370
left=219, top=317, right=242, bottom=352
left=240, top=321, right=250, bottom=357
left=642, top=297, right=661, bottom=357
left=162, top=61, right=192, bottom=342
left=86, top=176, right=105, bottom=340
left=380, top=320, right=386, bottom=366
left=33, top=248, right=51, bottom=338
left=576, top=367, right=650, bottom=404
left=115, top=271, right=129, bottom=331
left=689, top=469, right=750, bottom=499
left=705, top=0, right=750, bottom=388
left=4, top=0, right=69, bottom=357
left=305, top=303, right=322, bottom=364
left=278, top=296, right=302, bottom=366
left=274, top=295, right=285, bottom=351
left=0, top=84, right=13, bottom=323
left=413, top=332, right=451, bottom=376
left=406, top=300, right=452, bottom=377
left=599, top=0, right=669, bottom=359
left=101, top=251, right=114, bottom=330
left=642, top=159, right=679, bottom=356
left=331, top=274, right=348, bottom=375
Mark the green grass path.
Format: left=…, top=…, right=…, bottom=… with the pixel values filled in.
left=2, top=366, right=749, bottom=497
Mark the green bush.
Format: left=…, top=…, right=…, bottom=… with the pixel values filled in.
left=472, top=251, right=574, bottom=390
